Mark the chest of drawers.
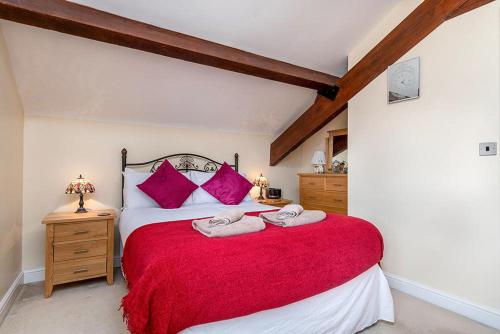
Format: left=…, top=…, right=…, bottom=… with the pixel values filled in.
left=42, top=209, right=115, bottom=297
left=298, top=173, right=348, bottom=215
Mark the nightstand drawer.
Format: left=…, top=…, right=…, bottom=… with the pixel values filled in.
left=54, top=220, right=107, bottom=242
left=54, top=239, right=107, bottom=262
left=53, top=257, right=107, bottom=284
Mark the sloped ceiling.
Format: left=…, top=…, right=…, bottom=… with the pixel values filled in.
left=1, top=0, right=399, bottom=135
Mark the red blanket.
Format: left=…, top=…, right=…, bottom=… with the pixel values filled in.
left=121, top=212, right=383, bottom=334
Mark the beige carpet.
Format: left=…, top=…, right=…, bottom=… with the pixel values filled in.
left=1, top=269, right=497, bottom=334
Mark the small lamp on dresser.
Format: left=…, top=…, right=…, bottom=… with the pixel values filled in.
left=253, top=173, right=269, bottom=200
left=65, top=174, right=95, bottom=213
left=311, top=151, right=326, bottom=174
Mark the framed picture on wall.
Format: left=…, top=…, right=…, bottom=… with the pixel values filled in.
left=387, top=57, right=420, bottom=104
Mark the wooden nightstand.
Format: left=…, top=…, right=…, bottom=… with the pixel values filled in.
left=42, top=209, right=115, bottom=297
left=258, top=198, right=293, bottom=208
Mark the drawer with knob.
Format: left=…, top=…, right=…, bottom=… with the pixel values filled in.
left=302, top=190, right=347, bottom=208
left=322, top=192, right=348, bottom=209
left=301, top=190, right=323, bottom=203
left=54, top=220, right=107, bottom=242
left=325, top=177, right=347, bottom=192
left=53, top=257, right=107, bottom=284
left=301, top=203, right=347, bottom=215
left=54, top=239, right=107, bottom=262
left=300, top=177, right=325, bottom=191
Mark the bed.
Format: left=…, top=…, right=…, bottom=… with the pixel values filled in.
left=119, top=149, right=394, bottom=334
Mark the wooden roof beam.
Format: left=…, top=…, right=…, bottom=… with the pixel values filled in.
left=269, top=0, right=494, bottom=166
left=0, top=0, right=339, bottom=91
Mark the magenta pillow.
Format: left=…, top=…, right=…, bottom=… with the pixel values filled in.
left=201, top=162, right=253, bottom=205
left=137, top=161, right=198, bottom=209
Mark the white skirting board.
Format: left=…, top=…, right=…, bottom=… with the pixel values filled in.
left=0, top=271, right=23, bottom=325
left=385, top=272, right=500, bottom=330
left=19, top=264, right=500, bottom=330
left=23, top=267, right=46, bottom=284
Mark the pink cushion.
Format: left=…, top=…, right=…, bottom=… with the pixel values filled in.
left=201, top=162, right=253, bottom=205
left=137, top=161, right=198, bottom=209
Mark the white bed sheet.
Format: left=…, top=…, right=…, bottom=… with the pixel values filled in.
left=119, top=201, right=276, bottom=244
left=119, top=203, right=394, bottom=334
left=181, top=264, right=394, bottom=334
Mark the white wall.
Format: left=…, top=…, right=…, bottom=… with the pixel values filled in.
left=348, top=0, right=499, bottom=310
left=22, top=116, right=302, bottom=270
left=0, top=26, right=23, bottom=301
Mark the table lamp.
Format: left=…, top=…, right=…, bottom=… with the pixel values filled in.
left=311, top=150, right=326, bottom=174
left=65, top=174, right=95, bottom=213
left=253, top=173, right=269, bottom=200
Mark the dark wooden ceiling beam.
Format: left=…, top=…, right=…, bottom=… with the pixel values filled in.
left=0, top=0, right=339, bottom=90
left=270, top=0, right=493, bottom=166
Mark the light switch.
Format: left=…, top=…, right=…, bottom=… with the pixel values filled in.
left=479, top=142, right=497, bottom=156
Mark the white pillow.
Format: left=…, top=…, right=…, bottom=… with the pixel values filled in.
left=187, top=171, right=252, bottom=205
left=123, top=168, right=159, bottom=209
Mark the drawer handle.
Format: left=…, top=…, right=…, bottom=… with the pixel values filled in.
left=74, top=249, right=89, bottom=254
left=332, top=184, right=343, bottom=187
left=73, top=268, right=88, bottom=274
left=333, top=199, right=343, bottom=202
left=74, top=230, right=89, bottom=235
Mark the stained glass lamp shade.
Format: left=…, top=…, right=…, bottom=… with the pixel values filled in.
left=65, top=174, right=95, bottom=213
left=253, top=173, right=268, bottom=200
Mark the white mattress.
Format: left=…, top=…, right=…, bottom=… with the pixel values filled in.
left=119, top=203, right=394, bottom=334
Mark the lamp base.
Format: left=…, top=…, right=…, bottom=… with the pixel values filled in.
left=75, top=207, right=88, bottom=213
left=313, top=165, right=325, bottom=174
left=257, top=186, right=266, bottom=201
left=75, top=193, right=88, bottom=213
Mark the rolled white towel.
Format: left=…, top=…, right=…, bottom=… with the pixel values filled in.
left=277, top=204, right=304, bottom=220
left=209, top=209, right=245, bottom=226
left=193, top=215, right=265, bottom=237
left=260, top=210, right=326, bottom=227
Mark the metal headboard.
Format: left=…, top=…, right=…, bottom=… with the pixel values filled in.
left=121, top=148, right=239, bottom=207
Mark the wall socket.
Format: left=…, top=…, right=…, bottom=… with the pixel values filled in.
left=479, top=142, right=497, bottom=156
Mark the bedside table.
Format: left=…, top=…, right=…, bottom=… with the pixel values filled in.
left=258, top=198, right=293, bottom=208
left=42, top=209, right=115, bottom=297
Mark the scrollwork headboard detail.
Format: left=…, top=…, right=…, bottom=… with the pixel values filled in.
left=121, top=148, right=239, bottom=207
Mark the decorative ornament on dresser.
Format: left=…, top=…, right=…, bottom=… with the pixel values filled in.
left=65, top=174, right=95, bottom=213
left=332, top=160, right=348, bottom=174
left=311, top=150, right=326, bottom=174
left=253, top=173, right=269, bottom=200
left=388, top=57, right=420, bottom=103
